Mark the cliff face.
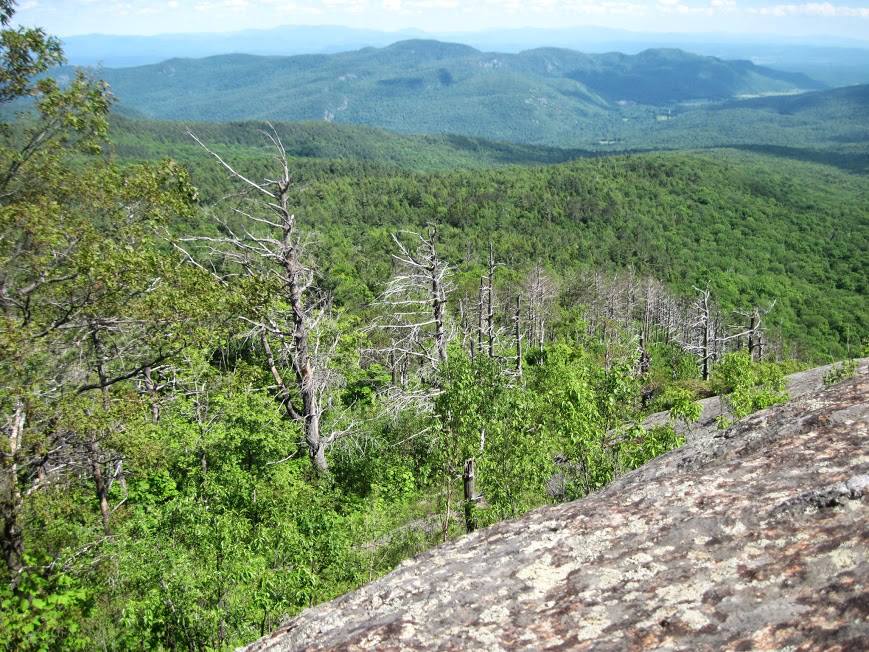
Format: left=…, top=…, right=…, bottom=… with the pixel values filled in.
left=245, top=372, right=868, bottom=651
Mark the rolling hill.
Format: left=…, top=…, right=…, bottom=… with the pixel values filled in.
left=83, top=40, right=824, bottom=146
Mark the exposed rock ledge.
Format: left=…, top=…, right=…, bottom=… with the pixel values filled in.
left=245, top=371, right=868, bottom=651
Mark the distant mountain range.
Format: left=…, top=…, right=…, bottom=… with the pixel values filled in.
left=81, top=41, right=825, bottom=147
left=62, top=25, right=869, bottom=86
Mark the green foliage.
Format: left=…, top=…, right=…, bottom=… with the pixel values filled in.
left=711, top=351, right=789, bottom=422
left=823, top=359, right=858, bottom=386
left=0, top=560, right=91, bottom=651
left=99, top=79, right=869, bottom=175
left=108, top=116, right=591, bottom=173
left=614, top=424, right=685, bottom=473
left=665, top=387, right=703, bottom=427
left=649, top=343, right=701, bottom=384
left=115, top=140, right=867, bottom=360
left=0, top=21, right=63, bottom=103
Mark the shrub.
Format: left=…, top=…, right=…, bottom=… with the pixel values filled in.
left=823, top=359, right=858, bottom=386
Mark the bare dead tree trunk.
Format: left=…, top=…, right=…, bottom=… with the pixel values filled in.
left=486, top=242, right=495, bottom=358
left=701, top=291, right=711, bottom=380
left=285, top=228, right=328, bottom=472
left=88, top=438, right=112, bottom=534
left=143, top=365, right=161, bottom=423
left=89, top=326, right=113, bottom=533
left=477, top=276, right=484, bottom=358
left=430, top=230, right=448, bottom=365
left=523, top=263, right=557, bottom=352
left=514, top=295, right=522, bottom=377
left=637, top=332, right=651, bottom=377
left=1, top=402, right=25, bottom=582
left=459, top=298, right=471, bottom=358
left=187, top=128, right=340, bottom=475
left=373, top=228, right=453, bottom=399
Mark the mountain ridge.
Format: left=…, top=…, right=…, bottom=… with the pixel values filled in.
left=59, top=25, right=869, bottom=80
left=85, top=42, right=824, bottom=146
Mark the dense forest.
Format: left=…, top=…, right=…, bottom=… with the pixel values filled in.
left=109, top=119, right=868, bottom=361
left=104, top=83, right=869, bottom=176
left=1, top=2, right=867, bottom=650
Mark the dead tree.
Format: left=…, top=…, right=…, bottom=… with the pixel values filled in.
left=523, top=263, right=558, bottom=349
left=458, top=298, right=473, bottom=360
left=486, top=243, right=496, bottom=358
left=186, top=128, right=347, bottom=474
left=514, top=295, right=523, bottom=377
left=476, top=277, right=484, bottom=359
left=637, top=332, right=651, bottom=377
left=739, top=302, right=776, bottom=361
left=374, top=227, right=453, bottom=373
left=681, top=286, right=720, bottom=380
left=463, top=458, right=479, bottom=533
left=563, top=269, right=778, bottom=379
left=1, top=404, right=25, bottom=578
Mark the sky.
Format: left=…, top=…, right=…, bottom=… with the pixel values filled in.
left=13, top=0, right=869, bottom=41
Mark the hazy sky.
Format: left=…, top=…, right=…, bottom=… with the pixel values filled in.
left=13, top=0, right=869, bottom=40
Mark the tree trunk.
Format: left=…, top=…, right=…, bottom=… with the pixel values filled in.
left=487, top=242, right=495, bottom=358
left=1, top=401, right=25, bottom=582
left=432, top=279, right=446, bottom=365
left=748, top=311, right=758, bottom=360
left=514, top=295, right=522, bottom=377
left=143, top=365, right=161, bottom=423
left=701, top=292, right=711, bottom=381
left=284, top=215, right=329, bottom=475
left=89, top=438, right=112, bottom=534
left=89, top=327, right=113, bottom=532
left=463, top=458, right=477, bottom=533
left=477, top=276, right=484, bottom=357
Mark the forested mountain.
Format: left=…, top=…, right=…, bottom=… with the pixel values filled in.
left=83, top=41, right=823, bottom=145
left=721, top=82, right=869, bottom=114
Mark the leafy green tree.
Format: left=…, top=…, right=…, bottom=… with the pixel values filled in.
left=711, top=351, right=788, bottom=424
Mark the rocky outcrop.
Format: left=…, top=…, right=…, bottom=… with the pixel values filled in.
left=245, top=371, right=868, bottom=651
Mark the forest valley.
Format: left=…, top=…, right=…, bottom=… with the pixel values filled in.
left=1, top=2, right=867, bottom=649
